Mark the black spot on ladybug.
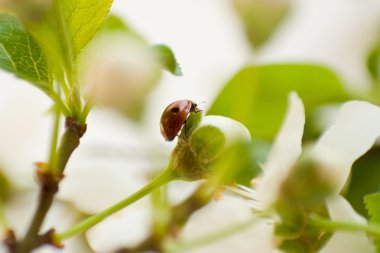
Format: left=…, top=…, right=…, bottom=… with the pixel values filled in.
left=171, top=107, right=180, bottom=113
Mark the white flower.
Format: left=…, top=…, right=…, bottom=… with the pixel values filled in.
left=311, top=101, right=380, bottom=192
left=255, top=92, right=305, bottom=210
left=233, top=93, right=380, bottom=252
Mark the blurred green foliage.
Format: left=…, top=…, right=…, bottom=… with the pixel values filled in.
left=231, top=0, right=290, bottom=49
left=0, top=170, right=9, bottom=203
left=208, top=64, right=351, bottom=141
left=367, top=41, right=380, bottom=84
left=233, top=140, right=269, bottom=186
left=101, top=15, right=182, bottom=77
left=0, top=170, right=10, bottom=225
left=213, top=141, right=263, bottom=186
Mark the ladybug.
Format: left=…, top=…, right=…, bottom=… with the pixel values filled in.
left=160, top=100, right=201, bottom=141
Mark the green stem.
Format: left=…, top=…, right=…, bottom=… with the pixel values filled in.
left=54, top=118, right=86, bottom=176
left=56, top=169, right=175, bottom=241
left=310, top=215, right=380, bottom=237
left=48, top=108, right=61, bottom=172
left=0, top=195, right=7, bottom=229
left=49, top=91, right=70, bottom=116
left=151, top=185, right=170, bottom=240
left=164, top=216, right=259, bottom=253
left=82, top=99, right=93, bottom=122
left=58, top=78, right=70, bottom=103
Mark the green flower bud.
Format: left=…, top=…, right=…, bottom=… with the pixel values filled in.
left=169, top=115, right=251, bottom=181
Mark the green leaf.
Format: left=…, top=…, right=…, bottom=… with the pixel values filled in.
left=152, top=44, right=182, bottom=76
left=20, top=0, right=113, bottom=82
left=346, top=147, right=380, bottom=217
left=231, top=0, right=289, bottom=49
left=207, top=64, right=351, bottom=140
left=365, top=192, right=380, bottom=252
left=59, top=0, right=113, bottom=57
left=0, top=12, right=49, bottom=92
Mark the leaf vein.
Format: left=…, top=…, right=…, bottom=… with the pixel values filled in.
left=25, top=34, right=41, bottom=80
left=0, top=43, right=16, bottom=71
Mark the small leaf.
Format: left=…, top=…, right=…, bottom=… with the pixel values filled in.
left=152, top=44, right=182, bottom=76
left=365, top=193, right=380, bottom=224
left=0, top=12, right=49, bottom=92
left=180, top=111, right=202, bottom=139
left=365, top=192, right=380, bottom=252
left=207, top=64, right=351, bottom=140
left=101, top=14, right=130, bottom=32
left=231, top=0, right=290, bottom=49
left=98, top=14, right=147, bottom=43
left=346, top=146, right=380, bottom=217
left=60, top=0, right=113, bottom=57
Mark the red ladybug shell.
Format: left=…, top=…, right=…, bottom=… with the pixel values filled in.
left=160, top=100, right=199, bottom=141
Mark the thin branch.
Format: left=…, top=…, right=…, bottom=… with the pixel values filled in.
left=48, top=106, right=61, bottom=172
left=310, top=215, right=380, bottom=237
left=56, top=169, right=175, bottom=241
left=17, top=117, right=87, bottom=253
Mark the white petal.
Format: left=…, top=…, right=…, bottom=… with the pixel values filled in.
left=311, top=101, right=380, bottom=192
left=256, top=92, right=305, bottom=209
left=86, top=200, right=152, bottom=252
left=319, top=194, right=375, bottom=253
left=178, top=196, right=279, bottom=253
left=198, top=115, right=252, bottom=145
left=167, top=180, right=202, bottom=206
left=0, top=80, right=51, bottom=189
left=183, top=221, right=279, bottom=253
left=58, top=159, right=147, bottom=213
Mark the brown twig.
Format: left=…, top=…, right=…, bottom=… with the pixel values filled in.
left=15, top=118, right=86, bottom=253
